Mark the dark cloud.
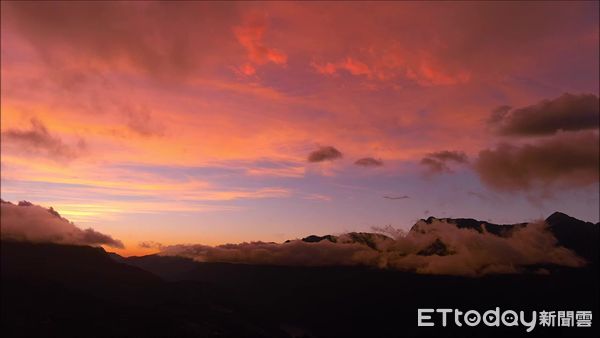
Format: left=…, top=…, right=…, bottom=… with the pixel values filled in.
left=0, top=200, right=124, bottom=248
left=354, top=157, right=383, bottom=167
left=488, top=105, right=512, bottom=124
left=138, top=241, right=164, bottom=250
left=420, top=150, right=468, bottom=175
left=160, top=219, right=584, bottom=276
left=420, top=157, right=449, bottom=174
left=490, top=93, right=599, bottom=136
left=383, top=195, right=410, bottom=200
left=428, top=150, right=469, bottom=163
left=1, top=118, right=86, bottom=161
left=1, top=2, right=241, bottom=80
left=475, top=131, right=599, bottom=192
left=307, top=146, right=343, bottom=162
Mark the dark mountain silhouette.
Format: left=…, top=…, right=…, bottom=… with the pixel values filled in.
left=410, top=216, right=528, bottom=236
left=109, top=212, right=598, bottom=337
left=115, top=254, right=598, bottom=338
left=284, top=234, right=338, bottom=243
left=1, top=241, right=288, bottom=337
left=343, top=232, right=392, bottom=250
left=285, top=232, right=391, bottom=249
left=301, top=234, right=337, bottom=243
left=545, top=211, right=599, bottom=264
left=110, top=252, right=199, bottom=281
left=2, top=212, right=598, bottom=337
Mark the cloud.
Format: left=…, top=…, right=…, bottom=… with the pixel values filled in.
left=354, top=157, right=383, bottom=167
left=312, top=57, right=372, bottom=77
left=233, top=12, right=287, bottom=74
left=1, top=2, right=240, bottom=80
left=383, top=195, right=409, bottom=200
left=161, top=240, right=379, bottom=267
left=490, top=93, right=599, bottom=136
left=1, top=118, right=86, bottom=161
left=488, top=105, right=513, bottom=125
left=428, top=150, right=469, bottom=163
left=122, top=104, right=165, bottom=137
left=420, top=157, right=448, bottom=174
left=389, top=219, right=585, bottom=276
left=307, top=146, right=343, bottom=162
left=0, top=200, right=124, bottom=248
left=420, top=150, right=468, bottom=175
left=138, top=241, right=164, bottom=250
left=475, top=131, right=599, bottom=191
left=159, top=218, right=584, bottom=276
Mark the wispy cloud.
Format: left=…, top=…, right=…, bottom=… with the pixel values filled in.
left=1, top=118, right=86, bottom=161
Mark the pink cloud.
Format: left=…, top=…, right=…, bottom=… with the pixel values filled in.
left=312, top=57, right=372, bottom=77
left=233, top=12, right=287, bottom=75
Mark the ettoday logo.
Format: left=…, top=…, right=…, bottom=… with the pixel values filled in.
left=418, top=308, right=593, bottom=332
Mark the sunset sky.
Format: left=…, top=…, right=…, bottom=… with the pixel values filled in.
left=1, top=1, right=598, bottom=256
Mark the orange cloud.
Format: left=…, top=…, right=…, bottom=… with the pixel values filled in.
left=233, top=13, right=287, bottom=75
left=313, top=52, right=469, bottom=86
left=312, top=57, right=372, bottom=77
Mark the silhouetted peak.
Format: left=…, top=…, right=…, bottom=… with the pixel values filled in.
left=108, top=252, right=126, bottom=263
left=542, top=212, right=598, bottom=264
left=284, top=232, right=392, bottom=250
left=301, top=235, right=338, bottom=243
left=424, top=216, right=445, bottom=224
left=545, top=211, right=578, bottom=225
left=339, top=232, right=392, bottom=250
left=17, top=200, right=33, bottom=207
left=411, top=216, right=526, bottom=237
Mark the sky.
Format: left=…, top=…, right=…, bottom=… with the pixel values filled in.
left=1, top=1, right=598, bottom=256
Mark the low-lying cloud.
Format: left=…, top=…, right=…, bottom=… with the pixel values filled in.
left=138, top=241, right=164, bottom=250
left=0, top=200, right=124, bottom=248
left=307, top=146, right=343, bottom=162
left=159, top=218, right=584, bottom=276
left=475, top=131, right=599, bottom=191
left=490, top=93, right=599, bottom=136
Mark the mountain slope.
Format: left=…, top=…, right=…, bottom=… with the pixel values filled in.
left=545, top=212, right=599, bottom=264
left=1, top=240, right=289, bottom=338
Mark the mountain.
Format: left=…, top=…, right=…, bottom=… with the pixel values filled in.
left=545, top=211, right=599, bottom=264
left=114, top=253, right=199, bottom=281
left=115, top=251, right=599, bottom=338
left=410, top=216, right=527, bottom=236
left=409, top=212, right=598, bottom=265
left=285, top=212, right=597, bottom=263
left=2, top=212, right=598, bottom=337
left=1, top=240, right=289, bottom=338
left=109, top=212, right=599, bottom=337
left=285, top=232, right=392, bottom=250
